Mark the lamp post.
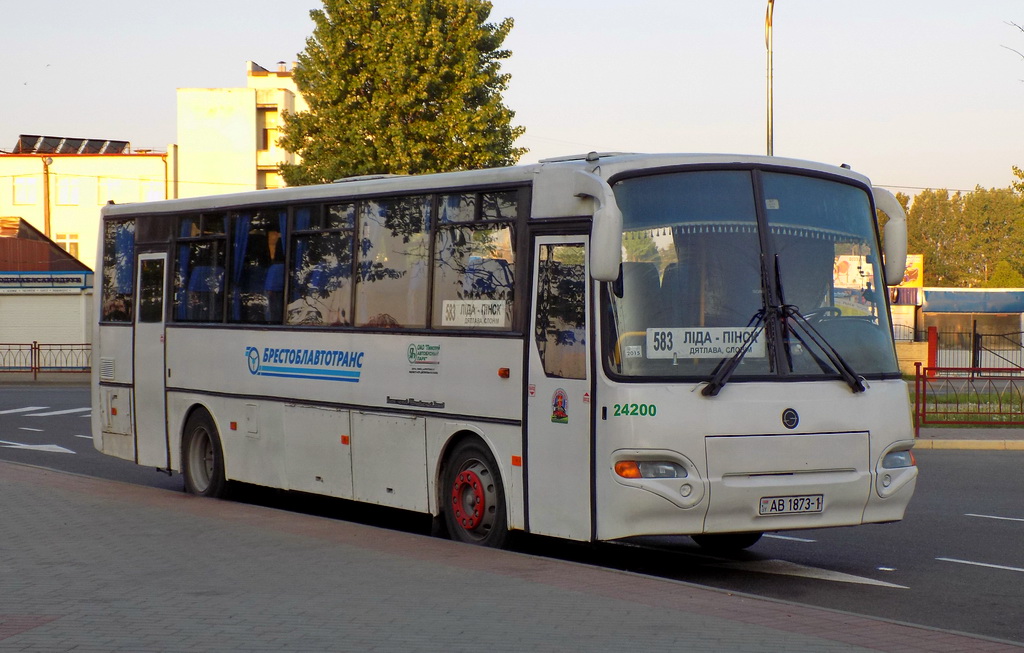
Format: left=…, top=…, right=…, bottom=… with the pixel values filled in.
left=765, top=0, right=775, bottom=156
left=41, top=156, right=53, bottom=238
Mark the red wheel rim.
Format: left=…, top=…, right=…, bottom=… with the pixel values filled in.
left=451, top=469, right=486, bottom=531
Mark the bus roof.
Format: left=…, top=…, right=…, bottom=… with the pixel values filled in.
left=100, top=152, right=872, bottom=219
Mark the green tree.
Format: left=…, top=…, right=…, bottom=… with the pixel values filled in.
left=906, top=189, right=965, bottom=286
left=1013, top=165, right=1024, bottom=194
left=279, top=0, right=526, bottom=186
left=960, top=186, right=1024, bottom=284
left=983, top=260, right=1024, bottom=288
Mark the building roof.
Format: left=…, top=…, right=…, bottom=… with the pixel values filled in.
left=0, top=218, right=92, bottom=272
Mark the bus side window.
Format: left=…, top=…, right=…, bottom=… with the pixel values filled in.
left=228, top=209, right=287, bottom=324
left=432, top=224, right=514, bottom=330
left=355, top=196, right=431, bottom=328
left=287, top=204, right=355, bottom=327
left=174, top=214, right=227, bottom=322
left=535, top=244, right=586, bottom=379
left=100, top=218, right=135, bottom=323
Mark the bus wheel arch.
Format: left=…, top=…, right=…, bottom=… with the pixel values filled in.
left=181, top=406, right=229, bottom=498
left=439, top=433, right=510, bottom=548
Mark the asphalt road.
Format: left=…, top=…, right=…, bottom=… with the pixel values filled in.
left=2, top=383, right=1022, bottom=645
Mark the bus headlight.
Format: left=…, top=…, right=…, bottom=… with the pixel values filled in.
left=614, top=460, right=688, bottom=479
left=881, top=450, right=916, bottom=469
left=876, top=444, right=918, bottom=499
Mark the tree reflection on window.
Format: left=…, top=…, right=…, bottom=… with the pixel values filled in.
left=101, top=219, right=135, bottom=322
left=535, top=244, right=586, bottom=379
left=432, top=192, right=516, bottom=329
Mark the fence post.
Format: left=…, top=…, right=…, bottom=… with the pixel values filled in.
left=927, top=327, right=938, bottom=376
left=971, top=319, right=980, bottom=374
left=917, top=364, right=925, bottom=440
left=32, top=341, right=38, bottom=381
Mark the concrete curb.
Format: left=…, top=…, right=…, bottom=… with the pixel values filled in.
left=913, top=439, right=1024, bottom=450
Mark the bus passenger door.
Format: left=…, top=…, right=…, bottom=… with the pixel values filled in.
left=526, top=235, right=592, bottom=540
left=133, top=253, right=169, bottom=468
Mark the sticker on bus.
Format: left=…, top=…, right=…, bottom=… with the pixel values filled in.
left=645, top=327, right=765, bottom=359
left=441, top=300, right=509, bottom=328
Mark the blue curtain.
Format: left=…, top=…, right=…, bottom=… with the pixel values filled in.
left=113, top=222, right=135, bottom=294
left=229, top=212, right=253, bottom=321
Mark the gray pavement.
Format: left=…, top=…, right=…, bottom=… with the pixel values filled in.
left=2, top=461, right=1021, bottom=652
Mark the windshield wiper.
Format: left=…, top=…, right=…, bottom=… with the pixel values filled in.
left=782, top=306, right=867, bottom=393
left=701, top=309, right=767, bottom=397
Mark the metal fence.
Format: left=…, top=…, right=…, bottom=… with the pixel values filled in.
left=894, top=327, right=1024, bottom=369
left=0, top=342, right=91, bottom=379
left=913, top=362, right=1024, bottom=435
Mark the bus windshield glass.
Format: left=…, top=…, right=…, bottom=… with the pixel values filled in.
left=605, top=169, right=899, bottom=382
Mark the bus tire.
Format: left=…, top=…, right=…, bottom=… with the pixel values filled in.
left=443, top=439, right=509, bottom=548
left=691, top=532, right=763, bottom=551
left=181, top=410, right=228, bottom=498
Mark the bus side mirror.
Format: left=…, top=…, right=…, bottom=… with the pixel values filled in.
left=575, top=170, right=623, bottom=282
left=872, top=186, right=907, bottom=286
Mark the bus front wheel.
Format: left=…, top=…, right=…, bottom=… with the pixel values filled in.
left=443, top=440, right=509, bottom=548
left=691, top=532, right=763, bottom=551
left=182, top=410, right=228, bottom=498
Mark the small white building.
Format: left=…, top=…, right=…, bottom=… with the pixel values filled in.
left=0, top=218, right=93, bottom=347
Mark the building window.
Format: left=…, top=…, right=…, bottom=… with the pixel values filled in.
left=257, top=108, right=279, bottom=151
left=56, top=177, right=80, bottom=205
left=55, top=233, right=80, bottom=259
left=13, top=177, right=37, bottom=205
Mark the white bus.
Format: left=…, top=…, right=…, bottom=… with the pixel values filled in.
left=92, top=153, right=917, bottom=550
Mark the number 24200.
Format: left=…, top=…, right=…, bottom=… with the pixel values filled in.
left=612, top=403, right=657, bottom=417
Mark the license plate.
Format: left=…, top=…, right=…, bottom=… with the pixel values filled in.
left=759, top=494, right=824, bottom=515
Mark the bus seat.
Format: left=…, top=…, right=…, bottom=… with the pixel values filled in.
left=187, top=266, right=224, bottom=292
left=264, top=263, right=285, bottom=322
left=264, top=263, right=285, bottom=292
left=619, top=261, right=663, bottom=333
left=186, top=266, right=224, bottom=321
left=661, top=262, right=698, bottom=327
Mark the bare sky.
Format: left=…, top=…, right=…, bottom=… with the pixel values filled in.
left=3, top=0, right=1022, bottom=193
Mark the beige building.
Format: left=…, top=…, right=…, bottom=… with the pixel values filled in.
left=1, top=61, right=308, bottom=270
left=0, top=143, right=174, bottom=270
left=177, top=61, right=307, bottom=198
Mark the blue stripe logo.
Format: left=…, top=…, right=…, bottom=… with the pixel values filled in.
left=245, top=346, right=364, bottom=383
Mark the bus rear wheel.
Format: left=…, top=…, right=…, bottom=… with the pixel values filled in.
left=443, top=440, right=509, bottom=548
left=691, top=532, right=763, bottom=551
left=182, top=410, right=228, bottom=498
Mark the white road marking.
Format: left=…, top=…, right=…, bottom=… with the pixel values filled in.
left=712, top=559, right=908, bottom=588
left=966, top=513, right=1024, bottom=523
left=0, top=439, right=75, bottom=454
left=74, top=434, right=92, bottom=439
left=937, top=558, right=1024, bottom=574
left=26, top=407, right=91, bottom=417
left=763, top=534, right=816, bottom=543
left=0, top=406, right=48, bottom=414
left=18, top=427, right=44, bottom=432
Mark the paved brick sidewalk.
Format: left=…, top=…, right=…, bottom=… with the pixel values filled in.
left=1, top=461, right=1020, bottom=653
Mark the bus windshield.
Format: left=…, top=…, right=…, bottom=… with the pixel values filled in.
left=605, top=169, right=899, bottom=382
